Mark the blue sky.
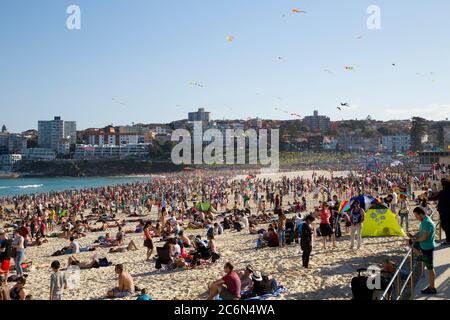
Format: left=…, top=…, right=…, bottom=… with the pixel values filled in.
left=1, top=0, right=450, bottom=132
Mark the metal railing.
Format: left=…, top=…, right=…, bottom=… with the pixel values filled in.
left=379, top=209, right=441, bottom=300
left=379, top=246, right=416, bottom=300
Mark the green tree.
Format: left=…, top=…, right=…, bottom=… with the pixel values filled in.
left=410, top=117, right=428, bottom=151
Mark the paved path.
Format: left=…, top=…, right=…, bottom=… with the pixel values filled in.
left=415, top=244, right=450, bottom=300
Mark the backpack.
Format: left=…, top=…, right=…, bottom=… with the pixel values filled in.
left=98, top=258, right=111, bottom=267
left=351, top=209, right=363, bottom=224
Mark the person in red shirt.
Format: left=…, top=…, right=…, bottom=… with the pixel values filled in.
left=319, top=202, right=335, bottom=250
left=207, top=262, right=241, bottom=300
left=267, top=228, right=279, bottom=247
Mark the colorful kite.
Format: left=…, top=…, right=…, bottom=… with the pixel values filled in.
left=292, top=8, right=306, bottom=13
left=338, top=201, right=351, bottom=213
left=345, top=66, right=355, bottom=71
left=226, top=35, right=235, bottom=43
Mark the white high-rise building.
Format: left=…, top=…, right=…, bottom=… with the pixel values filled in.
left=38, top=116, right=77, bottom=155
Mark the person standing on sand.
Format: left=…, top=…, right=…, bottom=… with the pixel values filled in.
left=0, top=229, right=12, bottom=279
left=107, top=264, right=135, bottom=298
left=349, top=200, right=365, bottom=250
left=12, top=230, right=25, bottom=277
left=143, top=222, right=154, bottom=261
left=429, top=178, right=450, bottom=245
left=277, top=210, right=287, bottom=247
left=300, top=215, right=315, bottom=268
left=49, top=260, right=67, bottom=300
left=319, top=202, right=335, bottom=250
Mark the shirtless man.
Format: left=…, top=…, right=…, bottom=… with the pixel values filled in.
left=108, top=240, right=138, bottom=253
left=107, top=264, right=135, bottom=298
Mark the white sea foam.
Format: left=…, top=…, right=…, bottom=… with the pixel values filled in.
left=17, top=184, right=44, bottom=189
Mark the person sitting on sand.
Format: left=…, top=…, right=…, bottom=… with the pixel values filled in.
left=178, top=231, right=191, bottom=248
left=207, top=235, right=220, bottom=263
left=267, top=228, right=279, bottom=247
left=9, top=276, right=27, bottom=300
left=153, top=223, right=162, bottom=237
left=109, top=240, right=138, bottom=253
left=237, top=265, right=254, bottom=291
left=241, top=271, right=273, bottom=299
left=107, top=264, right=135, bottom=298
left=66, top=236, right=80, bottom=254
left=207, top=262, right=241, bottom=300
left=137, top=288, right=153, bottom=300
left=0, top=275, right=10, bottom=300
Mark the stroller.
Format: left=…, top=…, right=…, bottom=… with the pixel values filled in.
left=351, top=268, right=393, bottom=300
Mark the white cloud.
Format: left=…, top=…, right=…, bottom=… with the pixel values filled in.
left=384, top=104, right=450, bottom=120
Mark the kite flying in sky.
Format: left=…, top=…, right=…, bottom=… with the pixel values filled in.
left=292, top=8, right=307, bottom=13
left=189, top=81, right=204, bottom=88
left=112, top=98, right=127, bottom=106
left=275, top=107, right=302, bottom=119
left=226, top=35, right=234, bottom=43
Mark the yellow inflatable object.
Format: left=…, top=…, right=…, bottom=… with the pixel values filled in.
left=362, top=208, right=406, bottom=237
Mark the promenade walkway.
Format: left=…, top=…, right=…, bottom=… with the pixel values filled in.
left=414, top=244, right=450, bottom=300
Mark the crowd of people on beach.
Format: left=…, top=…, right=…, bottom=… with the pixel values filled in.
left=0, top=162, right=449, bottom=300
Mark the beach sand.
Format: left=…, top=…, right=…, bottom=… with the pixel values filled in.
left=18, top=170, right=419, bottom=300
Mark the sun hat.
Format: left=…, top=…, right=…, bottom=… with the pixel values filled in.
left=252, top=271, right=263, bottom=282
left=246, top=264, right=255, bottom=273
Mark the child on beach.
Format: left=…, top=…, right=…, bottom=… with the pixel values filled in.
left=137, top=288, right=153, bottom=300
left=49, top=260, right=67, bottom=300
left=300, top=215, right=315, bottom=268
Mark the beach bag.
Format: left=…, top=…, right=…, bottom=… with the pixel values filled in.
left=98, top=258, right=111, bottom=267
left=351, top=269, right=373, bottom=300
left=211, top=252, right=220, bottom=263
left=51, top=249, right=65, bottom=257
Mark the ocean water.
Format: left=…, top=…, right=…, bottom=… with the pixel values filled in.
left=0, top=176, right=152, bottom=197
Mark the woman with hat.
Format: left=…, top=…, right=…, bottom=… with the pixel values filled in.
left=301, top=215, right=315, bottom=268
left=241, top=271, right=273, bottom=299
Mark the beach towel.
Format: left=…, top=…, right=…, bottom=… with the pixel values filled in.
left=244, top=286, right=288, bottom=300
